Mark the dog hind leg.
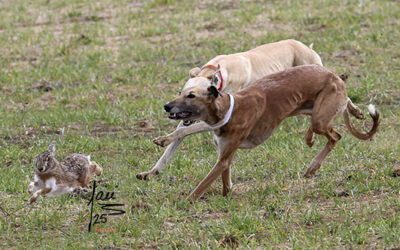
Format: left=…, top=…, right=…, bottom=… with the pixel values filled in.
left=305, top=126, right=314, bottom=147
left=304, top=128, right=341, bottom=178
left=347, top=98, right=364, bottom=119
left=304, top=84, right=346, bottom=177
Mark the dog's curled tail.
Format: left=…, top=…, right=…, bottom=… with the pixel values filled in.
left=343, top=103, right=379, bottom=140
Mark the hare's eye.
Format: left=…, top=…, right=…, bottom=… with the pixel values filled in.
left=187, top=94, right=195, bottom=98
left=178, top=91, right=181, bottom=95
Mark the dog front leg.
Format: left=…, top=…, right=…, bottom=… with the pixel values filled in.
left=186, top=160, right=230, bottom=200
left=137, top=121, right=186, bottom=180
left=187, top=142, right=238, bottom=200
left=153, top=121, right=212, bottom=147
left=221, top=166, right=232, bottom=196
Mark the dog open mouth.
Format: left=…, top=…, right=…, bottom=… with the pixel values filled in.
left=168, top=111, right=192, bottom=120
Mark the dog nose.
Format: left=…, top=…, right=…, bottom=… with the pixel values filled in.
left=164, top=103, right=172, bottom=112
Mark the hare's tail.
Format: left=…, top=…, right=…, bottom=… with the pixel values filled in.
left=90, top=161, right=103, bottom=176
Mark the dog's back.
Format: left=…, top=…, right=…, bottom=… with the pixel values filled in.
left=192, top=40, right=324, bottom=92
left=235, top=65, right=345, bottom=122
left=244, top=64, right=339, bottom=96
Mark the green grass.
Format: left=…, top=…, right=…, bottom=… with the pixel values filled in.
left=0, top=0, right=399, bottom=248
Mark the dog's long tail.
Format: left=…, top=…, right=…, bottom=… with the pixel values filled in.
left=343, top=101, right=379, bottom=140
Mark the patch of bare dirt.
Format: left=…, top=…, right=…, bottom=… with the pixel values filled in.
left=332, top=49, right=359, bottom=60
left=15, top=14, right=113, bottom=29
left=220, top=235, right=239, bottom=248
left=196, top=0, right=238, bottom=12
left=0, top=86, right=15, bottom=96
left=111, top=85, right=143, bottom=99
left=0, top=126, right=64, bottom=147
left=29, top=79, right=65, bottom=92
left=392, top=164, right=400, bottom=177
left=75, top=120, right=157, bottom=137
left=147, top=33, right=176, bottom=44
left=104, top=35, right=130, bottom=52
left=195, top=29, right=226, bottom=40
left=237, top=10, right=294, bottom=41
left=131, top=200, right=152, bottom=213
left=32, top=92, right=56, bottom=107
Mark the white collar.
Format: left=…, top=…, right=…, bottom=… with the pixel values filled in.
left=208, top=94, right=234, bottom=130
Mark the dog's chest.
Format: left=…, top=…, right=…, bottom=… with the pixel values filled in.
left=240, top=129, right=275, bottom=149
left=213, top=128, right=274, bottom=150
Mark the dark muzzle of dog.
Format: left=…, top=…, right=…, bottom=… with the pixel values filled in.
left=164, top=101, right=197, bottom=122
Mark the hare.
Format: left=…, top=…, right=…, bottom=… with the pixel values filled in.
left=28, top=144, right=103, bottom=204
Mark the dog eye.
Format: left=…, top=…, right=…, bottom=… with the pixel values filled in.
left=187, top=94, right=195, bottom=98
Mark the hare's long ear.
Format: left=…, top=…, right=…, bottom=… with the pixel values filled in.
left=48, top=144, right=56, bottom=156
left=189, top=67, right=201, bottom=78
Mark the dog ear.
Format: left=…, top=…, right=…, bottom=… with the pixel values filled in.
left=207, top=85, right=219, bottom=98
left=189, top=67, right=201, bottom=78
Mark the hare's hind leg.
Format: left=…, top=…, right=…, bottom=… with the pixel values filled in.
left=90, top=161, right=103, bottom=176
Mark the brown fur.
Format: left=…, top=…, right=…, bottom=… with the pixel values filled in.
left=28, top=145, right=103, bottom=203
left=153, top=65, right=379, bottom=200
left=137, top=39, right=324, bottom=181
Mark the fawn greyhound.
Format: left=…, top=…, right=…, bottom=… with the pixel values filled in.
left=153, top=65, right=379, bottom=200
left=136, top=39, right=323, bottom=180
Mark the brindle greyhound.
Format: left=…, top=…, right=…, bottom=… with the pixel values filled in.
left=137, top=39, right=323, bottom=180
left=153, top=65, right=379, bottom=200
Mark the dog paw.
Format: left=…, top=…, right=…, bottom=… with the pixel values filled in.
left=306, top=140, right=314, bottom=148
left=153, top=136, right=172, bottom=147
left=303, top=171, right=314, bottom=178
left=304, top=161, right=321, bottom=178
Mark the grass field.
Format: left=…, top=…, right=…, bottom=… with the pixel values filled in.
left=0, top=0, right=399, bottom=248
